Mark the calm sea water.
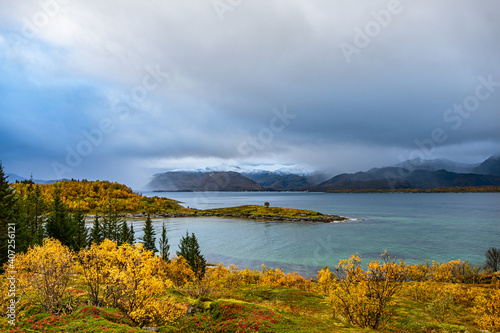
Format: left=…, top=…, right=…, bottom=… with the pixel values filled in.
left=134, top=192, right=499, bottom=277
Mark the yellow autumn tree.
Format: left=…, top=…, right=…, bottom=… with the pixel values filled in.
left=474, top=280, right=500, bottom=332
left=327, top=252, right=407, bottom=329
left=14, top=238, right=76, bottom=315
left=77, top=240, right=185, bottom=326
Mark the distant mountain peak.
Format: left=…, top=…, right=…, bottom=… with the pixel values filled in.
left=169, top=164, right=315, bottom=176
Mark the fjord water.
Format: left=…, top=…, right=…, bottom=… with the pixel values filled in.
left=141, top=192, right=499, bottom=277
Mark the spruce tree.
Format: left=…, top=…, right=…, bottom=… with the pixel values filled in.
left=177, top=231, right=206, bottom=279
left=0, top=162, right=19, bottom=271
left=88, top=215, right=103, bottom=245
left=119, top=220, right=131, bottom=246
left=141, top=213, right=157, bottom=253
left=73, top=208, right=88, bottom=251
left=158, top=222, right=170, bottom=262
left=24, top=182, right=46, bottom=246
left=129, top=223, right=135, bottom=245
left=45, top=188, right=74, bottom=248
left=100, top=203, right=121, bottom=242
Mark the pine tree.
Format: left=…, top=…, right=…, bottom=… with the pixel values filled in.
left=119, top=220, right=131, bottom=246
left=100, top=203, right=121, bottom=242
left=26, top=182, right=46, bottom=246
left=158, top=222, right=170, bottom=262
left=73, top=208, right=88, bottom=251
left=141, top=213, right=157, bottom=253
left=45, top=188, right=74, bottom=249
left=0, top=162, right=19, bottom=271
left=177, top=231, right=206, bottom=279
left=88, top=215, right=103, bottom=245
left=129, top=223, right=135, bottom=245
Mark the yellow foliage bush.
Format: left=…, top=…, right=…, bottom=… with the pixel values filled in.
left=259, top=265, right=312, bottom=290
left=78, top=239, right=182, bottom=326
left=327, top=252, right=406, bottom=329
left=14, top=238, right=76, bottom=315
left=317, top=266, right=335, bottom=293
left=164, top=255, right=196, bottom=287
left=405, top=281, right=441, bottom=302
left=474, top=285, right=500, bottom=331
left=205, top=264, right=245, bottom=289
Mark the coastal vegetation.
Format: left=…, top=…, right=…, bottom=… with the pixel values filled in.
left=1, top=239, right=499, bottom=332
left=1, top=163, right=499, bottom=332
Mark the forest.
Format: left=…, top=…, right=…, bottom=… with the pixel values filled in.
left=1, top=162, right=500, bottom=332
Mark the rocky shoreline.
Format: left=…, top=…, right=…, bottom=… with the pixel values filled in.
left=87, top=212, right=350, bottom=223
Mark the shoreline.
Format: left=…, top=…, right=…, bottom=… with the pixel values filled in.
left=86, top=211, right=350, bottom=223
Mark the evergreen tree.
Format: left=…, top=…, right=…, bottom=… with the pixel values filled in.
left=158, top=222, right=170, bottom=262
left=176, top=231, right=206, bottom=279
left=45, top=188, right=74, bottom=249
left=25, top=182, right=47, bottom=246
left=73, top=208, right=88, bottom=251
left=88, top=215, right=103, bottom=245
left=141, top=213, right=157, bottom=253
left=100, top=203, right=121, bottom=242
left=0, top=162, right=19, bottom=271
left=119, top=220, right=132, bottom=246
left=129, top=223, right=135, bottom=245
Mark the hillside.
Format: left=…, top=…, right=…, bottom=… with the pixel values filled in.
left=311, top=168, right=500, bottom=191
left=146, top=171, right=264, bottom=191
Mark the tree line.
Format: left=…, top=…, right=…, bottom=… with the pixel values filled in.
left=0, top=162, right=206, bottom=277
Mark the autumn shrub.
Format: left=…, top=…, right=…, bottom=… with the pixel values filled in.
left=165, top=255, right=196, bottom=287
left=14, top=238, right=76, bottom=315
left=78, top=239, right=184, bottom=326
left=327, top=252, right=407, bottom=329
left=405, top=281, right=442, bottom=302
left=474, top=284, right=500, bottom=331
left=258, top=265, right=312, bottom=290
left=430, top=260, right=483, bottom=283
left=316, top=266, right=335, bottom=293
left=205, top=264, right=245, bottom=290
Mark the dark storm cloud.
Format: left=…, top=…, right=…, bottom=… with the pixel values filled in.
left=1, top=0, right=499, bottom=187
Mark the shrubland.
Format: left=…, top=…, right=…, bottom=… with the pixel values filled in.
left=1, top=240, right=499, bottom=332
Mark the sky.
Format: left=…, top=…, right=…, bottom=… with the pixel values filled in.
left=1, top=0, right=500, bottom=189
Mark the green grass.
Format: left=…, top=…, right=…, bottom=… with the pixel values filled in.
left=198, top=205, right=346, bottom=222
left=1, top=283, right=487, bottom=333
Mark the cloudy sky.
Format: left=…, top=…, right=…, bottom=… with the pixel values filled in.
left=1, top=0, right=499, bottom=188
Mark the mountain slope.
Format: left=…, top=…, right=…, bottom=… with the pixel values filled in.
left=309, top=168, right=500, bottom=191
left=146, top=171, right=264, bottom=191
left=472, top=155, right=500, bottom=177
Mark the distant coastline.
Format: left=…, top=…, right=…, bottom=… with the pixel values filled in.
left=325, top=186, right=500, bottom=193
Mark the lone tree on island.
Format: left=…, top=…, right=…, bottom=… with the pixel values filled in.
left=264, top=202, right=270, bottom=208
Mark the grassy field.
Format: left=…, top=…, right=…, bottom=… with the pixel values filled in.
left=2, top=264, right=497, bottom=333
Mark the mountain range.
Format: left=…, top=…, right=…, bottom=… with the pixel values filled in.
left=146, top=155, right=500, bottom=192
